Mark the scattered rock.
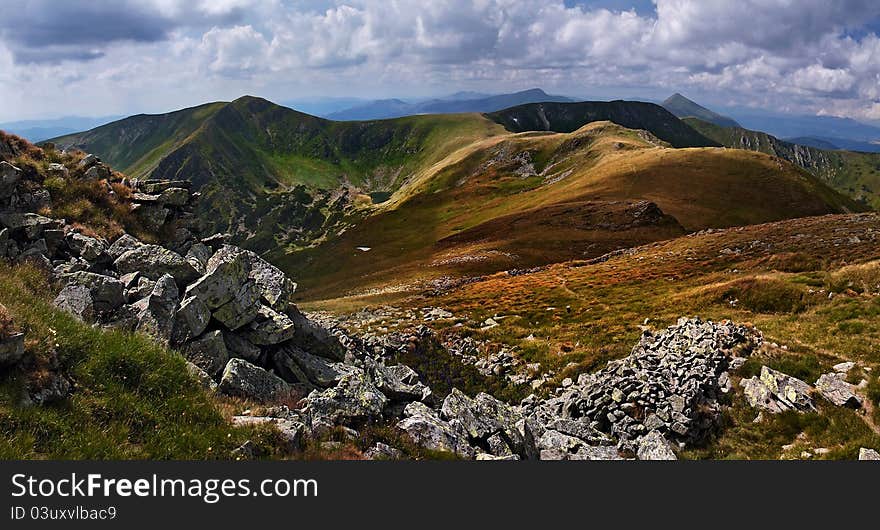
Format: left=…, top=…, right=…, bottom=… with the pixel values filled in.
left=741, top=366, right=815, bottom=413
left=815, top=372, right=862, bottom=408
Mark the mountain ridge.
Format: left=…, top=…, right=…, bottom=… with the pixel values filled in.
left=327, top=88, right=574, bottom=121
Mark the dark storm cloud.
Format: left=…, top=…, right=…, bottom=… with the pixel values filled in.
left=0, top=0, right=246, bottom=63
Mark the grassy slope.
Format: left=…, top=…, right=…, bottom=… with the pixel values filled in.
left=415, top=213, right=880, bottom=459
left=283, top=122, right=862, bottom=301
left=684, top=117, right=880, bottom=209
left=0, top=263, right=283, bottom=459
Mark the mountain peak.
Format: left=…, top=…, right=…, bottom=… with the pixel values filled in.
left=662, top=93, right=741, bottom=128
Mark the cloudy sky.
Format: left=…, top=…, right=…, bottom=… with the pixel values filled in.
left=1, top=0, right=879, bottom=122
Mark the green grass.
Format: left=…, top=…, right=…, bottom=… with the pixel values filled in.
left=0, top=263, right=284, bottom=459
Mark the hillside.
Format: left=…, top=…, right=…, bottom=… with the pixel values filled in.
left=277, top=121, right=862, bottom=301
left=684, top=117, right=880, bottom=209
left=48, top=97, right=718, bottom=250
left=662, top=93, right=741, bottom=128
left=49, top=96, right=506, bottom=246
left=486, top=101, right=719, bottom=148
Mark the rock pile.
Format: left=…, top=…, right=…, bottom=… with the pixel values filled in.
left=522, top=317, right=763, bottom=458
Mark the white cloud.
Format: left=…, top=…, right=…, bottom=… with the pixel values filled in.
left=0, top=0, right=879, bottom=122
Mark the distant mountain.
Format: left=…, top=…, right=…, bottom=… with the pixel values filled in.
left=326, top=98, right=417, bottom=120
left=786, top=137, right=840, bottom=150
left=661, top=93, right=741, bottom=128
left=684, top=117, right=880, bottom=208
left=785, top=136, right=880, bottom=153
left=486, top=100, right=719, bottom=148
left=280, top=97, right=368, bottom=118
left=327, top=88, right=574, bottom=120
left=0, top=115, right=120, bottom=142
left=728, top=109, right=880, bottom=144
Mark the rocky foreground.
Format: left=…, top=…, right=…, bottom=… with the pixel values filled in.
left=0, top=153, right=877, bottom=460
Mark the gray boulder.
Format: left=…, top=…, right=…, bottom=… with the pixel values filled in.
left=54, top=285, right=99, bottom=322
left=107, top=234, right=143, bottom=260
left=181, top=330, right=229, bottom=379
left=67, top=233, right=108, bottom=263
left=114, top=244, right=199, bottom=284
left=212, top=280, right=260, bottom=330
left=171, top=296, right=211, bottom=344
left=275, top=346, right=344, bottom=387
left=0, top=161, right=21, bottom=199
left=242, top=249, right=296, bottom=309
left=304, top=369, right=388, bottom=425
left=130, top=274, right=179, bottom=342
left=741, top=366, right=815, bottom=413
left=139, top=179, right=190, bottom=194
left=77, top=153, right=99, bottom=169
left=0, top=213, right=63, bottom=240
left=286, top=306, right=345, bottom=361
left=222, top=331, right=262, bottom=363
left=231, top=416, right=307, bottom=450
left=54, top=272, right=125, bottom=321
left=537, top=430, right=621, bottom=460
left=0, top=332, right=26, bottom=366
left=47, top=163, right=68, bottom=179
left=637, top=430, right=677, bottom=460
left=218, top=358, right=290, bottom=403
left=184, top=243, right=211, bottom=275
left=185, top=361, right=218, bottom=391
left=158, top=187, right=190, bottom=207
left=184, top=245, right=250, bottom=309
left=243, top=305, right=296, bottom=345
left=83, top=164, right=111, bottom=181
left=815, top=372, right=862, bottom=408
left=369, top=361, right=430, bottom=402
left=397, top=401, right=475, bottom=458
left=441, top=388, right=498, bottom=440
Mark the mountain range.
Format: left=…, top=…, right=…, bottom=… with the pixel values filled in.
left=0, top=115, right=121, bottom=142
left=326, top=88, right=574, bottom=120
left=46, top=94, right=868, bottom=299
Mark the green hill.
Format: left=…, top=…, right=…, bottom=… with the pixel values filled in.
left=684, top=117, right=880, bottom=209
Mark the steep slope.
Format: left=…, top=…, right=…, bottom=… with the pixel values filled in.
left=486, top=101, right=719, bottom=148
left=662, top=93, right=741, bottom=128
left=685, top=117, right=880, bottom=209
left=277, top=121, right=861, bottom=300
left=327, top=88, right=573, bottom=121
